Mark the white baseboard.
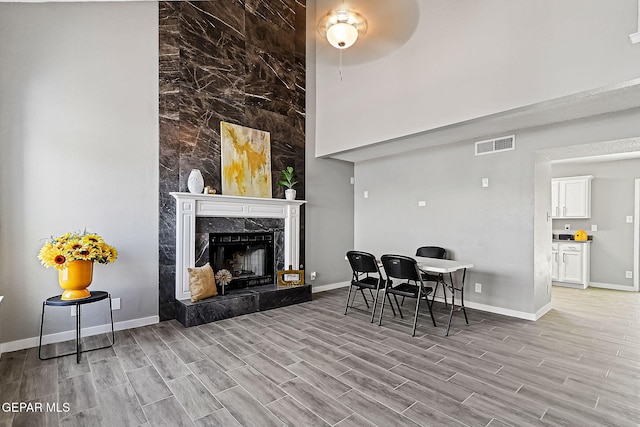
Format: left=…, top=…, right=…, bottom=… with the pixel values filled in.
left=312, top=281, right=350, bottom=293
left=589, top=281, right=636, bottom=291
left=430, top=295, right=546, bottom=321
left=461, top=300, right=546, bottom=321
left=534, top=301, right=553, bottom=320
left=0, top=315, right=159, bottom=355
left=317, top=284, right=545, bottom=321
left=552, top=281, right=587, bottom=289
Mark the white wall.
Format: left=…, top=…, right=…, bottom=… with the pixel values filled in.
left=0, top=2, right=159, bottom=345
left=305, top=0, right=355, bottom=289
left=354, top=108, right=640, bottom=317
left=316, top=0, right=640, bottom=157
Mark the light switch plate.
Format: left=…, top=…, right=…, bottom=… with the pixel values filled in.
left=482, top=178, right=489, bottom=188
left=418, top=201, right=426, bottom=207
left=591, top=224, right=598, bottom=232
left=364, top=191, right=369, bottom=199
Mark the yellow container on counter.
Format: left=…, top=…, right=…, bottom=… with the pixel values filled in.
left=574, top=229, right=588, bottom=241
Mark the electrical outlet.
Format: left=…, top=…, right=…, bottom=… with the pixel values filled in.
left=547, top=284, right=551, bottom=294
left=364, top=190, right=369, bottom=199
left=418, top=201, right=426, bottom=207
left=591, top=224, right=598, bottom=232
left=350, top=177, right=355, bottom=184
left=310, top=271, right=317, bottom=281
left=482, top=178, right=489, bottom=188
left=626, top=216, right=634, bottom=224
left=626, top=271, right=633, bottom=279
left=564, top=224, right=571, bottom=231
left=474, top=283, right=482, bottom=293
left=112, top=298, right=121, bottom=310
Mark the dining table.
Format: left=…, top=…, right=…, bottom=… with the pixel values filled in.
left=415, top=256, right=474, bottom=336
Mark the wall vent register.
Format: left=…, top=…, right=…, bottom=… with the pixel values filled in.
left=475, top=135, right=515, bottom=156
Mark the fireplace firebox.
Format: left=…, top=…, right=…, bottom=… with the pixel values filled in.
left=209, top=232, right=275, bottom=290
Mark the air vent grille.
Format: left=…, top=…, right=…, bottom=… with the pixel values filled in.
left=475, top=135, right=515, bottom=156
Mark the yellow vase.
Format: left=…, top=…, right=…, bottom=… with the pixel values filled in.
left=59, top=260, right=93, bottom=300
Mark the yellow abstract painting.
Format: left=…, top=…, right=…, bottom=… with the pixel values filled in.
left=221, top=122, right=272, bottom=198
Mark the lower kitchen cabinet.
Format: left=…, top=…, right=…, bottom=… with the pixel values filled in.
left=552, top=241, right=591, bottom=289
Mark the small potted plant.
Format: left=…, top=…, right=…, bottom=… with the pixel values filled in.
left=278, top=166, right=298, bottom=200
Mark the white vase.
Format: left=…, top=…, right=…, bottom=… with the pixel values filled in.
left=187, top=169, right=204, bottom=194
left=285, top=189, right=296, bottom=200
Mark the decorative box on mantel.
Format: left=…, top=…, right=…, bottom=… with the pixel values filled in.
left=170, top=192, right=306, bottom=301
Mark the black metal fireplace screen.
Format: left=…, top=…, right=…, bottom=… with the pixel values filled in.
left=209, top=232, right=274, bottom=290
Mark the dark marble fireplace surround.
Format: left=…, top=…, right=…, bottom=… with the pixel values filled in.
left=159, top=1, right=307, bottom=321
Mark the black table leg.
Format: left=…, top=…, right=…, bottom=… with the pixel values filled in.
left=38, top=302, right=46, bottom=360
left=38, top=292, right=115, bottom=363
left=76, top=304, right=81, bottom=363
left=460, top=268, right=469, bottom=324
left=446, top=286, right=455, bottom=336
left=444, top=268, right=469, bottom=336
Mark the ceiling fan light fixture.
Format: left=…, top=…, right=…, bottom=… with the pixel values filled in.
left=326, top=22, right=359, bottom=49
left=318, top=9, right=367, bottom=50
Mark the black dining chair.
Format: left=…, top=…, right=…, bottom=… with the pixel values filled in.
left=416, top=246, right=449, bottom=306
left=379, top=254, right=437, bottom=336
left=345, top=251, right=397, bottom=322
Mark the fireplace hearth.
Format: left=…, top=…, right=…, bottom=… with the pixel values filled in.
left=170, top=193, right=310, bottom=327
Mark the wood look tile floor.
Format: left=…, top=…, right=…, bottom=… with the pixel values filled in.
left=1, top=286, right=640, bottom=426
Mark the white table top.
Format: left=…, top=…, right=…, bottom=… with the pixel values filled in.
left=415, top=257, right=474, bottom=273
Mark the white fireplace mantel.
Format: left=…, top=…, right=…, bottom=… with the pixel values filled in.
left=170, top=192, right=306, bottom=300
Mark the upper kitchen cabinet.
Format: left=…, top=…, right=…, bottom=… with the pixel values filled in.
left=551, top=175, right=593, bottom=219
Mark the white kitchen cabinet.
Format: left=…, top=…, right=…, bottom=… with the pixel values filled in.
left=552, top=241, right=591, bottom=289
left=551, top=176, right=593, bottom=219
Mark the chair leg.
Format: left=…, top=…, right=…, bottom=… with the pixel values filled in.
left=412, top=288, right=421, bottom=337
left=344, top=285, right=354, bottom=315
left=425, top=289, right=437, bottom=328
left=360, top=288, right=370, bottom=309
left=442, top=279, right=449, bottom=306
left=393, top=294, right=404, bottom=319
left=434, top=281, right=447, bottom=307
left=387, top=292, right=398, bottom=317
left=378, top=290, right=387, bottom=326
left=370, top=289, right=380, bottom=323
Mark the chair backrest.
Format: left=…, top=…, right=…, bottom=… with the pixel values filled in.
left=415, top=246, right=447, bottom=260
left=380, top=254, right=421, bottom=282
left=346, top=251, right=379, bottom=275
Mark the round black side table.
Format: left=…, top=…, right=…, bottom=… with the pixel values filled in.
left=38, top=291, right=115, bottom=364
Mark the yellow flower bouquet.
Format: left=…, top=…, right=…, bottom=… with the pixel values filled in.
left=38, top=231, right=118, bottom=270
